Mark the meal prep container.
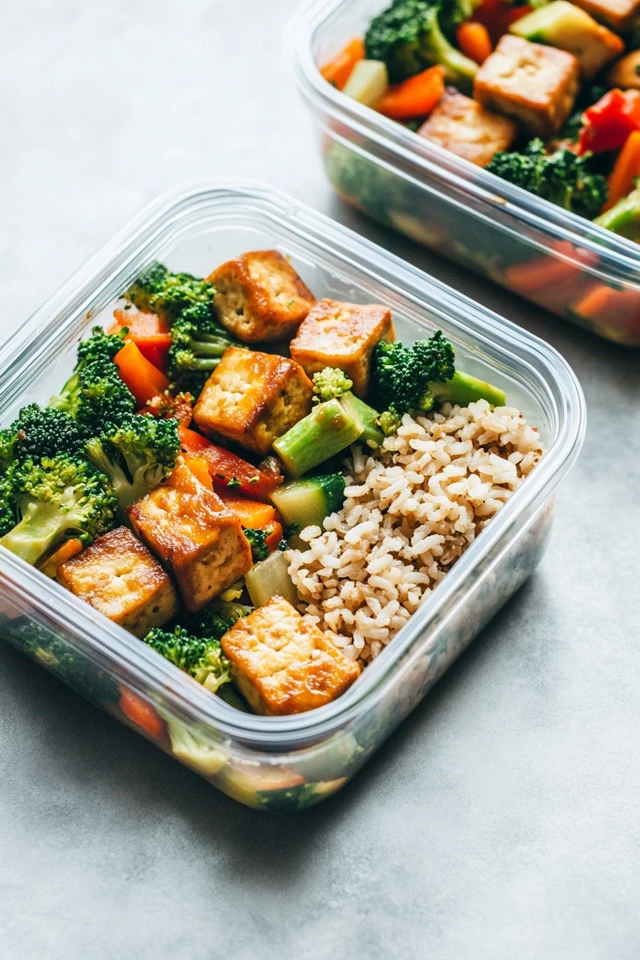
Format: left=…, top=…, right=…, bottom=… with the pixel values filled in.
left=0, top=180, right=584, bottom=811
left=290, top=0, right=640, bottom=347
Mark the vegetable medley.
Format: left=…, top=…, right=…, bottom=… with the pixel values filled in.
left=321, top=0, right=640, bottom=241
left=0, top=249, right=518, bottom=718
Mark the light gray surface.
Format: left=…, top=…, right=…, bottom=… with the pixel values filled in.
left=1, top=2, right=638, bottom=958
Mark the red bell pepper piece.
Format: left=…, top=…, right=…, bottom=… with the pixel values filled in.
left=178, top=426, right=282, bottom=501
left=109, top=307, right=172, bottom=373
left=471, top=0, right=533, bottom=45
left=578, top=89, right=640, bottom=155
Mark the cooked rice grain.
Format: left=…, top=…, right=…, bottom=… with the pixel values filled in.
left=287, top=400, right=544, bottom=666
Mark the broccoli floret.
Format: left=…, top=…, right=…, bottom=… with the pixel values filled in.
left=373, top=331, right=506, bottom=414
left=168, top=302, right=237, bottom=394
left=364, top=0, right=480, bottom=88
left=0, top=455, right=117, bottom=567
left=1, top=614, right=120, bottom=703
left=0, top=427, right=17, bottom=474
left=84, top=413, right=180, bottom=510
left=186, top=598, right=252, bottom=641
left=373, top=331, right=455, bottom=413
left=324, top=143, right=407, bottom=227
left=126, top=262, right=215, bottom=324
left=486, top=139, right=609, bottom=220
left=144, top=625, right=231, bottom=694
left=50, top=326, right=136, bottom=437
left=243, top=527, right=272, bottom=563
left=377, top=408, right=403, bottom=436
left=312, top=367, right=354, bottom=403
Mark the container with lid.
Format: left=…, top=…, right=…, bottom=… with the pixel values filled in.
left=0, top=181, right=584, bottom=810
left=289, top=0, right=640, bottom=347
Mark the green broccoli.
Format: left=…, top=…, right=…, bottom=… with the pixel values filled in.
left=168, top=302, right=237, bottom=394
left=373, top=330, right=506, bottom=415
left=0, top=405, right=82, bottom=472
left=0, top=427, right=17, bottom=474
left=1, top=614, right=121, bottom=703
left=312, top=367, right=354, bottom=403
left=185, top=598, right=252, bottom=642
left=144, top=626, right=232, bottom=694
left=486, top=139, right=609, bottom=220
left=125, top=262, right=215, bottom=324
left=243, top=527, right=272, bottom=563
left=364, top=0, right=480, bottom=88
left=0, top=455, right=117, bottom=567
left=594, top=184, right=640, bottom=242
left=50, top=326, right=136, bottom=437
left=377, top=408, right=403, bottom=436
left=84, top=413, right=180, bottom=510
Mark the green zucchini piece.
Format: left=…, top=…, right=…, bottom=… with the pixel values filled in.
left=245, top=549, right=299, bottom=608
left=270, top=474, right=346, bottom=530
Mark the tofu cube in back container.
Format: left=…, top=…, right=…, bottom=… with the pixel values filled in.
left=572, top=0, right=640, bottom=33
left=57, top=527, right=179, bottom=638
left=474, top=35, right=579, bottom=138
left=208, top=250, right=316, bottom=343
left=418, top=88, right=519, bottom=167
left=192, top=346, right=313, bottom=455
left=220, top=596, right=361, bottom=715
left=289, top=298, right=395, bottom=398
left=126, top=462, right=253, bottom=612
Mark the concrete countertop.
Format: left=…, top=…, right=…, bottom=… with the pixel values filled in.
left=1, top=2, right=638, bottom=958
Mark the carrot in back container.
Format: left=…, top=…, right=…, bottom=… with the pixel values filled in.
left=320, top=38, right=365, bottom=91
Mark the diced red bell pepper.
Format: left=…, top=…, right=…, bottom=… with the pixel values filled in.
left=578, top=89, right=640, bottom=155
left=471, top=0, right=533, bottom=45
left=109, top=307, right=172, bottom=373
left=178, top=426, right=283, bottom=501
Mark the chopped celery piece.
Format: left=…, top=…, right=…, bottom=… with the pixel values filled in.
left=339, top=392, right=384, bottom=449
left=270, top=474, right=345, bottom=530
left=342, top=59, right=389, bottom=107
left=245, top=550, right=299, bottom=608
left=272, top=397, right=363, bottom=478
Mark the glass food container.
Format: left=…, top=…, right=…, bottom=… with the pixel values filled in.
left=0, top=181, right=585, bottom=811
left=289, top=0, right=640, bottom=347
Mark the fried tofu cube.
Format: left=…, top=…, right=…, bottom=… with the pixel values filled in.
left=192, top=346, right=313, bottom=455
left=220, top=596, right=361, bottom=715
left=126, top=463, right=253, bottom=612
left=58, top=527, right=179, bottom=638
left=208, top=250, right=316, bottom=343
left=417, top=87, right=519, bottom=167
left=474, top=35, right=579, bottom=138
left=289, top=298, right=395, bottom=398
left=573, top=0, right=640, bottom=33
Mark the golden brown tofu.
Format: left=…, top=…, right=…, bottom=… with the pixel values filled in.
left=573, top=0, right=640, bottom=33
left=417, top=87, right=519, bottom=167
left=58, top=527, right=179, bottom=638
left=126, top=463, right=253, bottom=612
left=474, top=35, right=579, bottom=138
left=208, top=250, right=316, bottom=343
left=608, top=49, right=640, bottom=89
left=192, top=346, right=313, bottom=455
left=220, top=596, right=361, bottom=715
left=289, top=298, right=395, bottom=398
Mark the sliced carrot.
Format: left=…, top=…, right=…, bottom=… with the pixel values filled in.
left=182, top=454, right=214, bottom=491
left=39, top=538, right=84, bottom=578
left=178, top=426, right=282, bottom=501
left=216, top=489, right=283, bottom=553
left=320, top=38, right=365, bottom=91
left=603, top=130, right=640, bottom=212
left=114, top=340, right=170, bottom=408
left=119, top=685, right=166, bottom=741
left=505, top=241, right=600, bottom=297
left=109, top=307, right=172, bottom=372
left=376, top=65, right=445, bottom=120
left=456, top=22, right=493, bottom=64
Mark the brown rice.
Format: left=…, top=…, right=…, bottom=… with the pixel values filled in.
left=287, top=399, right=544, bottom=667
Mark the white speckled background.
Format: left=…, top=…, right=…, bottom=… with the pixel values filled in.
left=1, top=2, right=639, bottom=958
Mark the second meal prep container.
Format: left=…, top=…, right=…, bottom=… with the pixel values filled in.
left=0, top=181, right=584, bottom=810
left=290, top=0, right=640, bottom=347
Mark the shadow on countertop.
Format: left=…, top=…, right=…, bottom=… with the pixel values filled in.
left=0, top=573, right=546, bottom=882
